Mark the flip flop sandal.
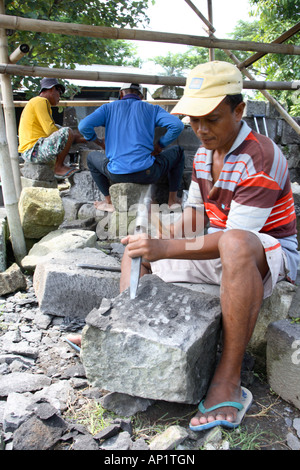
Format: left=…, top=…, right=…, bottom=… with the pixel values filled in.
left=64, top=337, right=81, bottom=353
left=54, top=168, right=80, bottom=180
left=189, top=386, right=253, bottom=432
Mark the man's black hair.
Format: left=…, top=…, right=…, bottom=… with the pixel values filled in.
left=224, top=94, right=244, bottom=111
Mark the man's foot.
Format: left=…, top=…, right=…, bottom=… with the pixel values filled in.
left=54, top=166, right=80, bottom=179
left=190, top=381, right=243, bottom=428
left=66, top=334, right=82, bottom=348
left=94, top=200, right=115, bottom=212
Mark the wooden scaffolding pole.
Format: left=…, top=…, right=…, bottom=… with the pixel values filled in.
left=184, top=0, right=300, bottom=136
left=0, top=63, right=299, bottom=91
left=238, top=22, right=300, bottom=69
left=0, top=1, right=22, bottom=197
left=0, top=13, right=300, bottom=56
left=0, top=101, right=27, bottom=263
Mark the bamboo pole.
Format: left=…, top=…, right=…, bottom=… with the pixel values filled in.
left=0, top=63, right=185, bottom=86
left=238, top=22, right=300, bottom=69
left=0, top=2, right=22, bottom=197
left=184, top=0, right=300, bottom=136
left=0, top=14, right=300, bottom=55
left=9, top=43, right=29, bottom=64
left=0, top=63, right=299, bottom=92
left=0, top=101, right=27, bottom=264
left=207, top=0, right=215, bottom=61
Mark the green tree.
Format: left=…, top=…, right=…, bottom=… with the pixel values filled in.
left=5, top=0, right=154, bottom=96
left=248, top=0, right=300, bottom=115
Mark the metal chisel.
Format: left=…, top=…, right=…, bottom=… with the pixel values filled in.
left=130, top=193, right=151, bottom=299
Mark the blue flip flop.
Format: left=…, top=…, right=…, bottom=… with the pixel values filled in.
left=189, top=386, right=253, bottom=432
left=64, top=337, right=81, bottom=353
left=54, top=168, right=80, bottom=180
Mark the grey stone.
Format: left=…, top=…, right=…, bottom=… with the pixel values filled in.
left=293, top=418, right=300, bottom=438
left=109, top=183, right=151, bottom=212
left=21, top=176, right=58, bottom=189
left=81, top=275, right=221, bottom=404
left=0, top=263, right=27, bottom=295
left=0, top=372, right=51, bottom=397
left=3, top=392, right=34, bottom=432
left=33, top=380, right=77, bottom=412
left=19, top=187, right=65, bottom=239
left=68, top=170, right=102, bottom=202
left=99, top=431, right=133, bottom=450
left=12, top=413, right=68, bottom=450
left=60, top=196, right=83, bottom=221
left=248, top=281, right=296, bottom=362
left=149, top=425, right=189, bottom=451
left=59, top=216, right=97, bottom=231
left=72, top=433, right=99, bottom=450
left=21, top=229, right=97, bottom=270
left=33, top=248, right=120, bottom=318
left=100, top=392, right=154, bottom=417
left=0, top=337, right=39, bottom=359
left=267, top=320, right=300, bottom=410
left=21, top=162, right=56, bottom=182
left=131, top=438, right=150, bottom=450
left=93, top=424, right=121, bottom=441
left=287, top=432, right=300, bottom=451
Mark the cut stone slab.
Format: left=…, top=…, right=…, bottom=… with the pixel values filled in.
left=176, top=280, right=297, bottom=365
left=267, top=319, right=300, bottom=410
left=33, top=248, right=120, bottom=318
left=81, top=275, right=221, bottom=404
left=109, top=183, right=150, bottom=212
left=18, top=187, right=65, bottom=239
left=21, top=228, right=97, bottom=271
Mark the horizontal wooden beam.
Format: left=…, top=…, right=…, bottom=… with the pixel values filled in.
left=1, top=63, right=299, bottom=91
left=0, top=14, right=300, bottom=55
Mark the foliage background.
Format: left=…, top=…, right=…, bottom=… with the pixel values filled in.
left=5, top=0, right=154, bottom=97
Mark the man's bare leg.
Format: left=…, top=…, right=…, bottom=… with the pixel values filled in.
left=168, top=191, right=181, bottom=207
left=54, top=128, right=76, bottom=175
left=190, top=229, right=269, bottom=426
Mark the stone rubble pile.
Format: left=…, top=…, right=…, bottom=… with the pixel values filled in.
left=0, top=249, right=299, bottom=450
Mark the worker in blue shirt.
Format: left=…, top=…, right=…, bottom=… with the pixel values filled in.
left=78, top=83, right=185, bottom=212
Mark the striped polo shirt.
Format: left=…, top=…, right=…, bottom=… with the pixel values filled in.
left=186, top=121, right=299, bottom=281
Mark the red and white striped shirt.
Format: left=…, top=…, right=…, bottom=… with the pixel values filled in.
left=186, top=121, right=299, bottom=280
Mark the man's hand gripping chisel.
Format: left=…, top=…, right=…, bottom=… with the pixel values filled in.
left=130, top=194, right=151, bottom=299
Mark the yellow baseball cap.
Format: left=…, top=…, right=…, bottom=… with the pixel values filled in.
left=171, top=61, right=243, bottom=117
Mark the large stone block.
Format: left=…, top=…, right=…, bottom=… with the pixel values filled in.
left=267, top=320, right=300, bottom=410
left=33, top=248, right=120, bottom=318
left=67, top=170, right=102, bottom=202
left=21, top=229, right=97, bottom=271
left=18, top=187, right=65, bottom=239
left=109, top=183, right=151, bottom=212
left=81, top=275, right=221, bottom=404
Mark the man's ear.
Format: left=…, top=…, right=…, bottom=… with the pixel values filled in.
left=235, top=101, right=245, bottom=121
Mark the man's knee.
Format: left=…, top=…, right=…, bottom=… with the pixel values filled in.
left=219, top=229, right=258, bottom=262
left=218, top=229, right=267, bottom=273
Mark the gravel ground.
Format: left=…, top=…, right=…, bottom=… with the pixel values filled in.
left=0, top=274, right=300, bottom=451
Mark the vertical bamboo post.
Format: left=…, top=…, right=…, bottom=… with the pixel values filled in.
left=207, top=0, right=215, bottom=61
left=0, top=102, right=26, bottom=264
left=0, top=0, right=22, bottom=198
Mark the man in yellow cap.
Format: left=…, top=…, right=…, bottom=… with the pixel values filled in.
left=120, top=61, right=299, bottom=431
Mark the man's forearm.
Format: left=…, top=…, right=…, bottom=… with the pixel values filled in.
left=163, top=230, right=222, bottom=260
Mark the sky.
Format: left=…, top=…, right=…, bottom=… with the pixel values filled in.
left=133, top=0, right=257, bottom=72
